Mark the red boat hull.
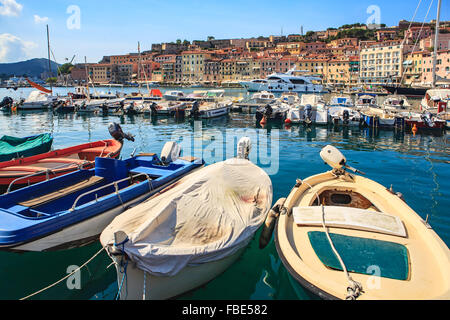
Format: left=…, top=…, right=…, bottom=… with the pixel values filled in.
left=0, top=139, right=122, bottom=193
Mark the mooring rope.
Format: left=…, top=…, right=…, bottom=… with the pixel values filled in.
left=20, top=246, right=107, bottom=300
left=300, top=178, right=364, bottom=300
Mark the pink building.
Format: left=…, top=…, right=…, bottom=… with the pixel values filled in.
left=420, top=33, right=450, bottom=51
left=421, top=50, right=450, bottom=84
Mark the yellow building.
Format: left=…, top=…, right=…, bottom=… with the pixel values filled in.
left=296, top=57, right=329, bottom=80
left=181, top=50, right=211, bottom=82
left=403, top=51, right=429, bottom=86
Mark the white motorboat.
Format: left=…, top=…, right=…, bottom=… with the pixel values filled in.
left=75, top=98, right=125, bottom=114
left=382, top=95, right=411, bottom=112
left=328, top=106, right=362, bottom=126
left=355, top=93, right=378, bottom=110
left=188, top=99, right=232, bottom=119
left=328, top=95, right=354, bottom=108
left=252, top=91, right=276, bottom=104
left=101, top=138, right=273, bottom=300
left=148, top=101, right=188, bottom=117
left=287, top=94, right=328, bottom=125
left=421, top=89, right=450, bottom=113
left=18, top=91, right=56, bottom=110
left=240, top=67, right=325, bottom=93
left=163, top=90, right=186, bottom=101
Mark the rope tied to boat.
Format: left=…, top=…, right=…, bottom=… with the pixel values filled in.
left=20, top=245, right=107, bottom=300
left=300, top=178, right=364, bottom=300
left=114, top=236, right=129, bottom=300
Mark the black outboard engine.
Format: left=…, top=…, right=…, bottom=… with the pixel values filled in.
left=150, top=102, right=158, bottom=116
left=264, top=104, right=273, bottom=118
left=343, top=109, right=350, bottom=125
left=108, top=122, right=135, bottom=143
left=304, top=104, right=313, bottom=125
left=421, top=112, right=434, bottom=128
left=102, top=103, right=109, bottom=114
left=190, top=101, right=200, bottom=118
left=0, top=97, right=14, bottom=110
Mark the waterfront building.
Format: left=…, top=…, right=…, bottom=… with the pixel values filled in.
left=421, top=49, right=450, bottom=85
left=70, top=64, right=89, bottom=83
left=204, top=58, right=223, bottom=83
left=403, top=51, right=429, bottom=86
left=87, top=64, right=117, bottom=84
left=182, top=50, right=212, bottom=82
left=359, top=43, right=414, bottom=86
left=420, top=33, right=450, bottom=51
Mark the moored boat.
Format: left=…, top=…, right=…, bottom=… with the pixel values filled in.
left=0, top=141, right=204, bottom=252
left=286, top=94, right=328, bottom=125
left=0, top=134, right=53, bottom=163
left=252, top=91, right=276, bottom=104
left=100, top=138, right=272, bottom=300
left=261, top=145, right=450, bottom=300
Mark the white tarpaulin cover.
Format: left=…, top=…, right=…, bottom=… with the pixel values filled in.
left=100, top=158, right=273, bottom=277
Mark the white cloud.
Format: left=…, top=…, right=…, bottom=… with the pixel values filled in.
left=0, top=33, right=37, bottom=63
left=34, top=14, right=49, bottom=24
left=0, top=0, right=23, bottom=17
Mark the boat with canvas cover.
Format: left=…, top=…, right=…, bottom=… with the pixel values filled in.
left=0, top=141, right=204, bottom=252
left=0, top=124, right=132, bottom=194
left=260, top=145, right=450, bottom=300
left=0, top=134, right=53, bottom=163
left=100, top=138, right=272, bottom=300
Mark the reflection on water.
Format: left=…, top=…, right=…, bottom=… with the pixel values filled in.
left=0, top=103, right=448, bottom=300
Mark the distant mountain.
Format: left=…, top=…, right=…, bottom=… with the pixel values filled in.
left=0, top=58, right=60, bottom=79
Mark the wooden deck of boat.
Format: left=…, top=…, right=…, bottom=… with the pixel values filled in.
left=19, top=176, right=105, bottom=208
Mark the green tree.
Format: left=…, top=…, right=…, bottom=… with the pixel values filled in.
left=176, top=39, right=182, bottom=44
left=207, top=36, right=215, bottom=41
left=58, top=63, right=74, bottom=75
left=46, top=77, right=57, bottom=84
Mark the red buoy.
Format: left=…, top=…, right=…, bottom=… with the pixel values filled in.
left=285, top=118, right=292, bottom=124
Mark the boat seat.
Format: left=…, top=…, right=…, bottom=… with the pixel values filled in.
left=130, top=166, right=167, bottom=178
left=36, top=158, right=88, bottom=164
left=292, top=206, right=407, bottom=238
left=78, top=147, right=113, bottom=161
left=18, top=176, right=105, bottom=208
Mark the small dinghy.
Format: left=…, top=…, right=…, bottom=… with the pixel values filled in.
left=0, top=124, right=132, bottom=194
left=0, top=134, right=53, bottom=163
left=0, top=141, right=204, bottom=252
left=260, top=145, right=450, bottom=300
left=101, top=138, right=273, bottom=300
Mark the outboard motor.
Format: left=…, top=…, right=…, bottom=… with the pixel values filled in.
left=150, top=102, right=158, bottom=116
left=342, top=109, right=350, bottom=125
left=237, top=137, right=252, bottom=160
left=264, top=104, right=273, bottom=118
left=0, top=97, right=13, bottom=110
left=421, top=112, right=434, bottom=128
left=190, top=101, right=200, bottom=118
left=102, top=103, right=109, bottom=114
left=108, top=122, right=135, bottom=143
left=304, top=104, right=313, bottom=125
left=160, top=141, right=181, bottom=165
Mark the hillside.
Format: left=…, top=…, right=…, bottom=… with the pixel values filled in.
left=0, top=58, right=60, bottom=79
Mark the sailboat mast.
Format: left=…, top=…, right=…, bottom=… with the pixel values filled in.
left=432, top=0, right=442, bottom=88
left=46, top=25, right=53, bottom=94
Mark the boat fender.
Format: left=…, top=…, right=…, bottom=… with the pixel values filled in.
left=259, top=198, right=287, bottom=249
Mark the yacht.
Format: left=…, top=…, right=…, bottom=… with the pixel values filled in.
left=240, top=68, right=324, bottom=93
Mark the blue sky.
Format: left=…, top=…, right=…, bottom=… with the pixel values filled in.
left=0, top=0, right=449, bottom=64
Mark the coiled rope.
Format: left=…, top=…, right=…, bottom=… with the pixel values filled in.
left=20, top=245, right=107, bottom=300
left=299, top=178, right=364, bottom=300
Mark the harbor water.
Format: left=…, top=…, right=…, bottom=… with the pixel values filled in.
left=0, top=87, right=448, bottom=300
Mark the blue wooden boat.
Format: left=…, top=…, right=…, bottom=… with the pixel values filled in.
left=0, top=143, right=203, bottom=252
left=0, top=134, right=53, bottom=163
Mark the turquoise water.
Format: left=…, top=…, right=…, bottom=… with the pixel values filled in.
left=0, top=87, right=448, bottom=300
